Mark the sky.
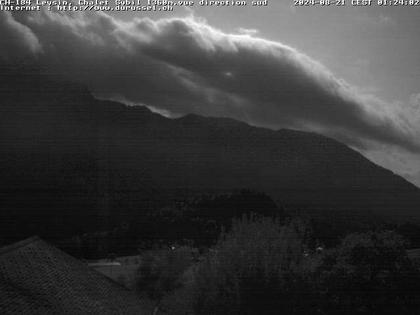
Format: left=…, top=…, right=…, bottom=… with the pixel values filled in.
left=0, top=3, right=419, bottom=186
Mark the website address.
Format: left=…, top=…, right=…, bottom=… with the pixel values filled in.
left=52, top=4, right=174, bottom=10
left=114, top=4, right=174, bottom=10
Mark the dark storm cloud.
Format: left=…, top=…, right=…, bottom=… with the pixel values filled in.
left=1, top=11, right=418, bottom=152
left=0, top=12, right=41, bottom=60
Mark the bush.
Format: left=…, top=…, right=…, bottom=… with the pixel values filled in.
left=317, top=231, right=420, bottom=314
left=191, top=218, right=420, bottom=315
left=191, top=215, right=313, bottom=315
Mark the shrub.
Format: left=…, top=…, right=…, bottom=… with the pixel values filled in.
left=191, top=218, right=420, bottom=315
left=317, top=231, right=420, bottom=314
left=191, top=215, right=313, bottom=315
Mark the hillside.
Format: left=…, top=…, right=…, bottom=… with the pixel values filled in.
left=1, top=73, right=419, bottom=244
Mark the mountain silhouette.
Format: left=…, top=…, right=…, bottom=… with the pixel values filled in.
left=1, top=73, right=419, bottom=244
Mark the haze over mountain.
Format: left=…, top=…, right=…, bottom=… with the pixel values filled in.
left=1, top=73, right=419, bottom=244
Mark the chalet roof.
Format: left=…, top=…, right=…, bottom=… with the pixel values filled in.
left=408, top=248, right=420, bottom=260
left=0, top=236, right=143, bottom=314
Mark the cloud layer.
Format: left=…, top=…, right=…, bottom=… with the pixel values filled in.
left=1, top=11, right=419, bottom=153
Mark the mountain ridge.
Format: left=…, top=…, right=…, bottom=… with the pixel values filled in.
left=1, top=74, right=419, bottom=244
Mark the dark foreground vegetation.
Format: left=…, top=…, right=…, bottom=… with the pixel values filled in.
left=3, top=185, right=420, bottom=314
left=56, top=190, right=282, bottom=259
left=136, top=215, right=420, bottom=315
left=55, top=190, right=420, bottom=261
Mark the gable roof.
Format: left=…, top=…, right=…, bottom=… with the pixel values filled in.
left=0, top=236, right=143, bottom=314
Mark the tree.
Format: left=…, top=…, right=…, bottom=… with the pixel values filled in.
left=317, top=231, right=420, bottom=314
left=191, top=215, right=312, bottom=315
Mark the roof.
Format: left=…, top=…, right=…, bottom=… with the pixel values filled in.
left=0, top=236, right=144, bottom=314
left=408, top=248, right=420, bottom=260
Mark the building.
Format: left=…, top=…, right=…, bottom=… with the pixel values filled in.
left=0, top=236, right=144, bottom=314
